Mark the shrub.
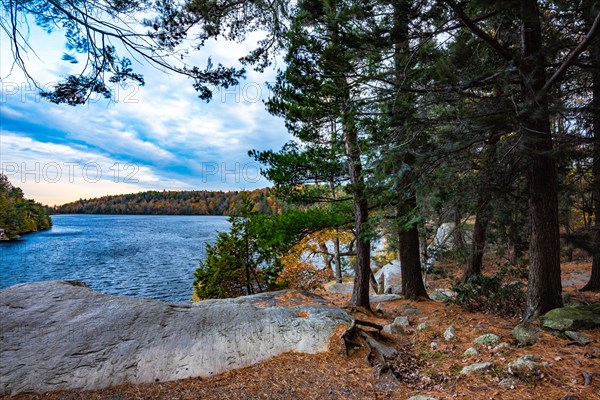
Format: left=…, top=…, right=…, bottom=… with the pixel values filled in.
left=451, top=269, right=525, bottom=317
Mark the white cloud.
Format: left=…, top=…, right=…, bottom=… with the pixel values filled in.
left=0, top=132, right=191, bottom=205
left=0, top=14, right=292, bottom=205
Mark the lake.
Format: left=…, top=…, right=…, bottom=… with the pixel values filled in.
left=0, top=214, right=231, bottom=302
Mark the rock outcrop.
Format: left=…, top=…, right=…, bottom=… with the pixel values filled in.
left=0, top=281, right=353, bottom=395
left=541, top=303, right=600, bottom=331
left=374, top=260, right=402, bottom=294
left=424, top=222, right=456, bottom=270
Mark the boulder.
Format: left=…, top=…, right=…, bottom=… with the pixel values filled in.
left=564, top=330, right=593, bottom=346
left=473, top=333, right=500, bottom=344
left=394, top=316, right=411, bottom=327
left=491, top=342, right=511, bottom=353
left=373, top=260, right=402, bottom=294
left=444, top=325, right=456, bottom=341
left=499, top=377, right=518, bottom=389
left=424, top=222, right=456, bottom=270
left=511, top=322, right=541, bottom=346
left=416, top=323, right=429, bottom=331
left=0, top=281, right=353, bottom=395
left=460, top=362, right=495, bottom=375
left=0, top=228, right=8, bottom=241
left=507, top=355, right=542, bottom=381
left=325, top=282, right=354, bottom=294
left=429, top=289, right=455, bottom=302
left=383, top=323, right=405, bottom=335
left=462, top=347, right=479, bottom=357
left=370, top=294, right=402, bottom=303
left=402, top=308, right=424, bottom=316
left=541, top=304, right=600, bottom=331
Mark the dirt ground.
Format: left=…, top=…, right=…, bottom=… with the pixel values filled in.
left=5, top=257, right=600, bottom=400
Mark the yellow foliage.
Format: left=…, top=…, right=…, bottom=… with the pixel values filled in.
left=277, top=229, right=353, bottom=291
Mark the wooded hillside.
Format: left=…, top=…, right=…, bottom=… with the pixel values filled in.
left=0, top=174, right=52, bottom=240
left=53, top=188, right=280, bottom=216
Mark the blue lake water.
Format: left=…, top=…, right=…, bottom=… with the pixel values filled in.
left=0, top=214, right=231, bottom=302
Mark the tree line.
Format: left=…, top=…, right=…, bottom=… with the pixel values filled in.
left=0, top=174, right=52, bottom=239
left=54, top=189, right=281, bottom=216
left=5, top=0, right=600, bottom=320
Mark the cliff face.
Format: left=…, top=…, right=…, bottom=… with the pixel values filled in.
left=0, top=281, right=352, bottom=395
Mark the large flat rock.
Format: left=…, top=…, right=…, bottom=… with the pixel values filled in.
left=0, top=281, right=352, bottom=395
left=541, top=303, right=600, bottom=331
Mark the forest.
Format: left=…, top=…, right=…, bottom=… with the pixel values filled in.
left=54, top=188, right=281, bottom=215
left=3, top=0, right=600, bottom=321
left=0, top=174, right=52, bottom=240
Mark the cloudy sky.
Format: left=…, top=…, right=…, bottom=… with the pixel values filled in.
left=0, top=15, right=290, bottom=206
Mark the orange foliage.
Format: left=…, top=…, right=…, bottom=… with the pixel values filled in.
left=277, top=229, right=353, bottom=291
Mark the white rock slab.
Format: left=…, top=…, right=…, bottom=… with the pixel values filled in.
left=0, top=281, right=352, bottom=395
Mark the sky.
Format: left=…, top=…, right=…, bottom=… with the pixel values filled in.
left=0, top=13, right=290, bottom=206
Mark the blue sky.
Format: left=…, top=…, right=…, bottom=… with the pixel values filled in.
left=0, top=18, right=290, bottom=206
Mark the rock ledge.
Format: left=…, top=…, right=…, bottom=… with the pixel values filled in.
left=0, top=281, right=352, bottom=395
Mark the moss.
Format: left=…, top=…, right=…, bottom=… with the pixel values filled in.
left=541, top=303, right=600, bottom=331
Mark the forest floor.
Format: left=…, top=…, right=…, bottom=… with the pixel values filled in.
left=7, top=255, right=600, bottom=400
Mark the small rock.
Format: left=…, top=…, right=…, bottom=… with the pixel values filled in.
left=444, top=326, right=456, bottom=341
left=499, top=377, right=518, bottom=389
left=559, top=395, right=580, bottom=400
left=402, top=308, right=424, bottom=315
left=429, top=289, right=454, bottom=302
left=370, top=294, right=403, bottom=303
left=416, top=323, right=428, bottom=331
left=541, top=361, right=554, bottom=367
left=462, top=347, right=479, bottom=357
left=406, top=396, right=438, bottom=400
left=491, top=342, right=511, bottom=353
left=565, top=330, right=593, bottom=346
left=507, top=354, right=542, bottom=381
left=376, top=303, right=385, bottom=312
left=394, top=316, right=410, bottom=326
left=383, top=323, right=405, bottom=335
left=430, top=341, right=438, bottom=349
left=473, top=333, right=500, bottom=344
left=460, top=362, right=495, bottom=375
left=511, top=322, right=541, bottom=345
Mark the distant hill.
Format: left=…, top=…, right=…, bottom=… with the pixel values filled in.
left=0, top=174, right=52, bottom=240
left=53, top=188, right=281, bottom=216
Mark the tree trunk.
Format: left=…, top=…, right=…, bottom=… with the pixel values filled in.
left=453, top=207, right=466, bottom=251
left=389, top=0, right=428, bottom=300
left=583, top=0, right=600, bottom=291
left=463, top=206, right=489, bottom=281
left=462, top=135, right=499, bottom=281
left=334, top=235, right=343, bottom=283
left=399, top=194, right=429, bottom=299
left=520, top=0, right=563, bottom=319
left=343, top=94, right=371, bottom=309
left=346, top=137, right=371, bottom=309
